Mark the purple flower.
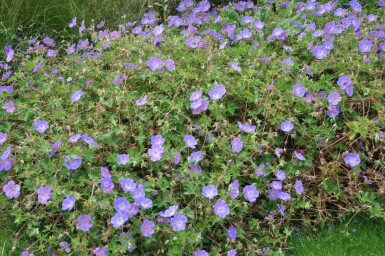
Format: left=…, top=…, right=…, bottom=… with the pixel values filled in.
left=277, top=191, right=291, bottom=201
left=59, top=241, right=71, bottom=253
left=295, top=180, right=304, bottom=195
left=93, top=246, right=108, bottom=256
left=3, top=101, right=15, bottom=114
left=270, top=181, right=282, bottom=190
left=136, top=95, right=148, bottom=106
left=337, top=76, right=353, bottom=96
left=69, top=17, right=77, bottom=28
left=117, top=154, right=130, bottom=165
left=227, top=180, right=239, bottom=199
left=71, top=90, right=83, bottom=103
left=81, top=134, right=99, bottom=147
left=21, top=250, right=34, bottom=256
left=312, top=45, right=328, bottom=59
left=148, top=146, right=164, bottom=162
left=280, top=120, right=294, bottom=133
left=237, top=121, right=256, bottom=133
left=4, top=45, right=14, bottom=62
left=159, top=205, right=178, bottom=218
left=37, top=185, right=51, bottom=205
left=147, top=57, right=163, bottom=72
left=132, top=186, right=145, bottom=199
left=79, top=20, right=85, bottom=34
left=190, top=91, right=202, bottom=101
left=189, top=151, right=203, bottom=163
left=231, top=137, right=243, bottom=153
left=100, top=177, right=114, bottom=193
left=173, top=152, right=181, bottom=164
left=243, top=185, right=259, bottom=202
left=184, top=135, right=198, bottom=149
left=292, top=83, right=307, bottom=97
left=191, top=98, right=209, bottom=114
left=64, top=156, right=82, bottom=170
left=190, top=164, right=202, bottom=174
left=282, top=57, right=294, bottom=68
left=214, top=200, right=230, bottom=218
left=141, top=219, right=155, bottom=237
left=226, top=226, right=237, bottom=240
left=77, top=214, right=93, bottom=232
left=277, top=203, right=285, bottom=217
left=120, top=178, right=136, bottom=193
left=358, top=39, right=373, bottom=53
left=0, top=132, right=8, bottom=145
left=46, top=49, right=58, bottom=58
left=344, top=153, right=361, bottom=167
left=3, top=180, right=20, bottom=199
left=62, top=195, right=76, bottom=210
left=327, top=92, right=342, bottom=105
left=202, top=184, right=218, bottom=199
left=111, top=212, right=129, bottom=228
left=124, top=62, right=139, bottom=70
left=327, top=105, right=340, bottom=117
left=276, top=170, right=286, bottom=181
left=136, top=197, right=152, bottom=209
left=114, top=197, right=131, bottom=213
left=170, top=213, right=188, bottom=231
left=164, top=59, right=175, bottom=71
left=228, top=249, right=237, bottom=256
left=230, top=62, right=241, bottom=72
left=194, top=250, right=209, bottom=256
left=294, top=151, right=306, bottom=161
left=43, top=37, right=55, bottom=47
left=50, top=140, right=62, bottom=157
left=68, top=134, right=81, bottom=143
left=254, top=21, right=265, bottom=30
left=350, top=0, right=362, bottom=12
left=141, top=11, right=156, bottom=25
left=32, top=61, right=43, bottom=73
left=208, top=84, right=226, bottom=100
left=151, top=135, right=165, bottom=146
left=34, top=120, right=49, bottom=133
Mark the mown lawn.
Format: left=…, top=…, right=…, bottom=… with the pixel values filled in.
left=287, top=216, right=385, bottom=256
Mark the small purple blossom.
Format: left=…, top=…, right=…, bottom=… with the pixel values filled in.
left=312, top=45, right=328, bottom=59
left=164, top=59, right=175, bottom=71
left=295, top=180, right=304, bottom=195
left=151, top=135, right=165, bottom=146
left=120, top=178, right=136, bottom=193
left=37, top=185, right=51, bottom=205
left=214, top=200, right=230, bottom=218
left=4, top=45, right=14, bottom=62
left=49, top=140, right=62, bottom=157
left=111, top=212, right=129, bottom=228
left=294, top=151, right=306, bottom=161
left=34, top=120, right=49, bottom=133
left=190, top=91, right=202, bottom=101
left=189, top=151, right=203, bottom=163
left=202, top=184, right=218, bottom=199
left=327, top=105, right=340, bottom=117
left=184, top=135, right=198, bottom=149
left=117, top=154, right=130, bottom=165
left=194, top=250, right=209, bottom=256
left=280, top=120, right=294, bottom=133
left=231, top=137, right=243, bottom=153
left=243, top=185, right=259, bottom=202
left=159, top=205, right=178, bottom=218
left=100, top=177, right=114, bottom=193
left=292, top=83, right=307, bottom=97
left=358, top=39, right=373, bottom=53
left=237, top=121, right=256, bottom=133
left=62, top=195, right=76, bottom=211
left=170, top=213, right=188, bottom=231
left=227, top=180, right=239, bottom=199
left=141, top=219, right=155, bottom=237
left=64, top=156, right=82, bottom=170
left=59, top=241, right=71, bottom=253
left=327, top=92, right=342, bottom=105
left=0, top=132, right=8, bottom=145
left=208, top=84, right=226, bottom=100
left=3, top=101, right=15, bottom=114
left=344, top=153, right=361, bottom=167
left=71, top=90, right=83, bottom=103
left=69, top=17, right=77, bottom=28
left=173, top=152, right=181, bottom=164
left=3, top=180, right=20, bottom=199
left=276, top=170, right=286, bottom=181
left=93, top=246, right=108, bottom=256
left=147, top=57, right=163, bottom=72
left=136, top=95, right=148, bottom=106
left=148, top=146, right=164, bottom=162
left=77, top=214, right=93, bottom=232
left=227, top=226, right=237, bottom=240
left=230, top=62, right=241, bottom=72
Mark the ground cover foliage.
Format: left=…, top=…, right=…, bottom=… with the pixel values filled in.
left=1, top=0, right=385, bottom=255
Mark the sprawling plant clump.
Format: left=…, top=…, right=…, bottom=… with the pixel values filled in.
left=1, top=0, right=385, bottom=255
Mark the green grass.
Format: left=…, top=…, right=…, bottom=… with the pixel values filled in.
left=287, top=216, right=385, bottom=256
